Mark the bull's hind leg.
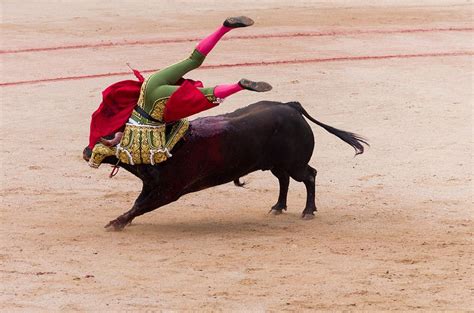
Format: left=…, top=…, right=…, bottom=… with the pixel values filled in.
left=302, top=166, right=318, bottom=219
left=289, top=165, right=317, bottom=219
left=269, top=168, right=290, bottom=215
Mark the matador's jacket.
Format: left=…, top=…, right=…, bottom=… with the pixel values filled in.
left=88, top=69, right=218, bottom=168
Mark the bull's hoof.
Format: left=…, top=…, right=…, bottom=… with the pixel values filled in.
left=269, top=209, right=283, bottom=215
left=104, top=218, right=128, bottom=231
left=269, top=203, right=287, bottom=215
left=301, top=213, right=315, bottom=220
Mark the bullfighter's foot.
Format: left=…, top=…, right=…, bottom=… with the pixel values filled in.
left=224, top=16, right=254, bottom=28
left=104, top=217, right=131, bottom=231
left=239, top=79, right=272, bottom=92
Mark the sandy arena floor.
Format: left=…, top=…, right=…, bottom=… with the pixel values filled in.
left=1, top=0, right=473, bottom=311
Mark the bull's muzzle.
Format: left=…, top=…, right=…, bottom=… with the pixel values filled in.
left=83, top=146, right=92, bottom=162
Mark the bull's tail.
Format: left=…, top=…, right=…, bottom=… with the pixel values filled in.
left=287, top=101, right=369, bottom=155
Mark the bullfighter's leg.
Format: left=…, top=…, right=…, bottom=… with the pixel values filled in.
left=289, top=165, right=318, bottom=219
left=151, top=79, right=272, bottom=103
left=195, top=16, right=254, bottom=56
left=104, top=184, right=178, bottom=231
left=269, top=168, right=290, bottom=215
left=145, top=16, right=254, bottom=106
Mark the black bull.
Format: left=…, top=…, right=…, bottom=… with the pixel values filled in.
left=83, top=101, right=368, bottom=231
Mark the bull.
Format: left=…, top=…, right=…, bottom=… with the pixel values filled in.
left=83, top=101, right=368, bottom=231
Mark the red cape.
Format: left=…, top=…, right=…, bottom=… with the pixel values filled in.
left=88, top=69, right=144, bottom=149
left=88, top=70, right=218, bottom=148
left=163, top=79, right=218, bottom=123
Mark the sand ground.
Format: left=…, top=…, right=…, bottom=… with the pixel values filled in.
left=1, top=0, right=473, bottom=311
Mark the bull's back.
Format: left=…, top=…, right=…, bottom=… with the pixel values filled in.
left=164, top=101, right=314, bottom=192
left=195, top=101, right=313, bottom=167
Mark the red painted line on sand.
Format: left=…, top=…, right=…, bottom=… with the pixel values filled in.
left=1, top=51, right=471, bottom=87
left=1, top=27, right=472, bottom=54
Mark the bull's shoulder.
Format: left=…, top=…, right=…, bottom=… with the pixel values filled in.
left=188, top=116, right=231, bottom=139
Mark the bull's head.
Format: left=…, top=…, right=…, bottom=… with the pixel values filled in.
left=83, top=143, right=117, bottom=168
left=83, top=132, right=123, bottom=165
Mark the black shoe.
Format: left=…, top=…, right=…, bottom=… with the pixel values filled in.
left=224, top=16, right=254, bottom=28
left=239, top=79, right=272, bottom=92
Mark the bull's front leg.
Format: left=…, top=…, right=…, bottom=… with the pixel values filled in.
left=105, top=204, right=141, bottom=231
left=104, top=183, right=178, bottom=231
